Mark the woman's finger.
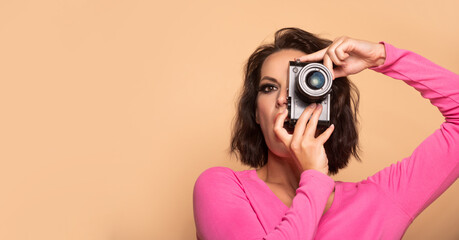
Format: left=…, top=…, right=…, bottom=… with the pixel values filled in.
left=304, top=104, right=323, bottom=138
left=336, top=46, right=350, bottom=62
left=333, top=67, right=347, bottom=79
left=326, top=37, right=346, bottom=66
left=273, top=109, right=291, bottom=144
left=327, top=49, right=343, bottom=66
left=323, top=54, right=334, bottom=79
left=297, top=48, right=327, bottom=62
left=291, top=103, right=316, bottom=143
left=317, top=123, right=335, bottom=144
left=334, top=38, right=355, bottom=61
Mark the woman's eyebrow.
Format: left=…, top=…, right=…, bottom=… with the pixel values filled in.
left=260, top=76, right=279, bottom=84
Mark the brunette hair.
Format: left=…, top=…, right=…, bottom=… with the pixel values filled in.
left=230, top=27, right=360, bottom=175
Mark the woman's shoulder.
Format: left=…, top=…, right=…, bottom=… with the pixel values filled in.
left=198, top=166, right=236, bottom=176
left=195, top=167, right=244, bottom=190
left=194, top=167, right=248, bottom=200
left=196, top=166, right=237, bottom=182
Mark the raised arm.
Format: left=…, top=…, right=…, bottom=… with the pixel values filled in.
left=366, top=42, right=459, bottom=219
left=300, top=37, right=458, bottom=219
left=193, top=167, right=334, bottom=240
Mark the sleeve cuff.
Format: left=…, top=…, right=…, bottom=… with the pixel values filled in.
left=369, top=41, right=396, bottom=73
left=298, top=170, right=335, bottom=195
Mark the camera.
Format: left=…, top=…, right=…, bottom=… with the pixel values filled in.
left=287, top=60, right=333, bottom=127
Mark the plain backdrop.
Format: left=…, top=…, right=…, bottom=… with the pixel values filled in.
left=1, top=0, right=458, bottom=239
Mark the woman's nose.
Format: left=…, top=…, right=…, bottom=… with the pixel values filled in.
left=276, top=91, right=287, bottom=108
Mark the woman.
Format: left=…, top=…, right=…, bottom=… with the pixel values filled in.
left=193, top=28, right=459, bottom=239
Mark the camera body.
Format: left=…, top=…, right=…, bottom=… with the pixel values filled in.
left=287, top=61, right=333, bottom=127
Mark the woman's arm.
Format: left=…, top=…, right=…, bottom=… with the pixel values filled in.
left=299, top=37, right=458, bottom=219
left=366, top=42, right=459, bottom=219
left=193, top=167, right=334, bottom=240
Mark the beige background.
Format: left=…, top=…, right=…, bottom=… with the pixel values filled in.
left=1, top=0, right=458, bottom=239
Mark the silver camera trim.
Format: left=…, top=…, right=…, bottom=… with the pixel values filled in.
left=288, top=62, right=332, bottom=126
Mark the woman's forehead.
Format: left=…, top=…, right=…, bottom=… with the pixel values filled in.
left=261, top=49, right=305, bottom=78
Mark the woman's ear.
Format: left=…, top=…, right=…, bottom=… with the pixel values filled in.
left=255, top=109, right=260, bottom=124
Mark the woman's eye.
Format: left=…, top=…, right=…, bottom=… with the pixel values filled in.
left=259, top=84, right=278, bottom=93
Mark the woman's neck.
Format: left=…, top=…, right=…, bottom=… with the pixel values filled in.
left=256, top=150, right=302, bottom=190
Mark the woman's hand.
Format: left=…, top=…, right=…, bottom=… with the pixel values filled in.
left=298, top=36, right=386, bottom=79
left=274, top=103, right=335, bottom=175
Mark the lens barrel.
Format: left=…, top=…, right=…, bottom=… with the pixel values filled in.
left=296, top=63, right=332, bottom=100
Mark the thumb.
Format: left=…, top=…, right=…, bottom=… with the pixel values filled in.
left=333, top=67, right=347, bottom=79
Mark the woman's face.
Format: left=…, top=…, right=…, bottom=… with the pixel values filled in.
left=256, top=49, right=306, bottom=158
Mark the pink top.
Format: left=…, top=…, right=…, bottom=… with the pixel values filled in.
left=193, top=43, right=459, bottom=239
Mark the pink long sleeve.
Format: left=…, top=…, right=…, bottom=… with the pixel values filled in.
left=193, top=168, right=334, bottom=239
left=367, top=42, right=459, bottom=219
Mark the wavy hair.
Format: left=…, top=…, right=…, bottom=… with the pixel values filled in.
left=230, top=28, right=360, bottom=175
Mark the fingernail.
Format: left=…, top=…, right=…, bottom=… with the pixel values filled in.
left=309, top=103, right=316, bottom=108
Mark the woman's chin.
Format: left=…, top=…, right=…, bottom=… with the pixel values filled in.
left=268, top=146, right=291, bottom=159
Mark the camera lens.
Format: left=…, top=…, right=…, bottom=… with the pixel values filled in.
left=296, top=63, right=332, bottom=100
left=306, top=71, right=325, bottom=90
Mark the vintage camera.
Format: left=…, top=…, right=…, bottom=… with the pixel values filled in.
left=287, top=60, right=333, bottom=127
